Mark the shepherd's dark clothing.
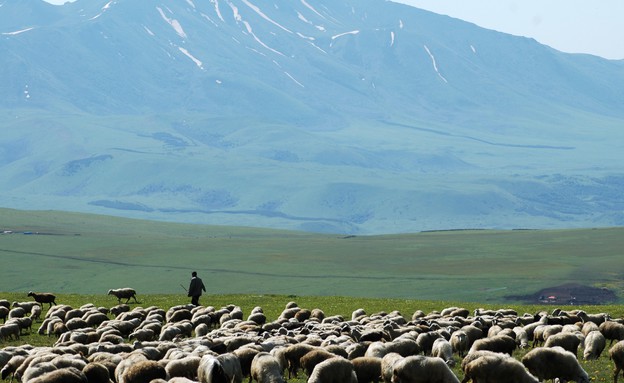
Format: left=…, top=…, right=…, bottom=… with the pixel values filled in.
left=188, top=276, right=206, bottom=306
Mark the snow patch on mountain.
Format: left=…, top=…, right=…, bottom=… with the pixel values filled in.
left=243, top=21, right=285, bottom=56
left=300, top=0, right=326, bottom=20
left=228, top=1, right=242, bottom=22
left=242, top=0, right=292, bottom=33
left=284, top=72, right=304, bottom=87
left=331, top=30, right=360, bottom=40
left=210, top=0, right=225, bottom=22
left=2, top=27, right=35, bottom=36
left=157, top=7, right=187, bottom=39
left=179, top=47, right=204, bottom=69
left=423, top=44, right=448, bottom=83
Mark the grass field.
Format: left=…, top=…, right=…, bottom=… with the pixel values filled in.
left=1, top=208, right=624, bottom=303
left=0, top=292, right=623, bottom=382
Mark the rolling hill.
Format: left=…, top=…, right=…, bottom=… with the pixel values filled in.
left=1, top=208, right=623, bottom=302
left=1, top=0, right=623, bottom=234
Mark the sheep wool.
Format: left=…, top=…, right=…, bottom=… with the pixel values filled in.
left=462, top=354, right=538, bottom=383
left=583, top=331, right=606, bottom=360
left=391, top=355, right=460, bottom=383
left=521, top=346, right=589, bottom=383
left=250, top=352, right=285, bottom=383
left=609, top=340, right=624, bottom=383
left=307, top=357, right=357, bottom=383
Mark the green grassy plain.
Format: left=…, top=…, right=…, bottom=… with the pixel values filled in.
left=0, top=292, right=623, bottom=382
left=1, top=208, right=624, bottom=303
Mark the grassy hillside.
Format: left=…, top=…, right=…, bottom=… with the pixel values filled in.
left=1, top=208, right=623, bottom=303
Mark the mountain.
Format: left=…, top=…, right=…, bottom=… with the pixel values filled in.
left=1, top=0, right=623, bottom=234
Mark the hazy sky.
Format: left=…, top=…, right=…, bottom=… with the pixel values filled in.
left=43, top=0, right=623, bottom=60
left=392, top=0, right=624, bottom=60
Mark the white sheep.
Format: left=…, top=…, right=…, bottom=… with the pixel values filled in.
left=0, top=322, right=20, bottom=341
left=27, top=366, right=87, bottom=383
left=462, top=353, right=538, bottom=383
left=450, top=330, right=468, bottom=357
left=431, top=338, right=455, bottom=367
left=583, top=330, right=606, bottom=360
left=521, top=346, right=589, bottom=383
left=391, top=355, right=459, bottom=383
left=600, top=321, right=624, bottom=345
left=250, top=352, right=285, bottom=383
left=307, top=357, right=357, bottom=383
left=120, top=360, right=166, bottom=383
left=217, top=353, right=243, bottom=383
left=12, top=301, right=40, bottom=312
left=198, top=354, right=229, bottom=383
left=107, top=288, right=138, bottom=304
left=512, top=327, right=529, bottom=349
left=469, top=334, right=516, bottom=356
left=381, top=353, right=403, bottom=383
left=543, top=332, right=582, bottom=356
left=610, top=340, right=624, bottom=383
left=165, top=356, right=201, bottom=381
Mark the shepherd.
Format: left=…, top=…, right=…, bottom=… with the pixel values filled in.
left=188, top=271, right=206, bottom=306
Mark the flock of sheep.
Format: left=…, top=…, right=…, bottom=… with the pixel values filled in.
left=0, top=289, right=624, bottom=383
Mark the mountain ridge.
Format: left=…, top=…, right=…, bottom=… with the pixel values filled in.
left=1, top=0, right=623, bottom=234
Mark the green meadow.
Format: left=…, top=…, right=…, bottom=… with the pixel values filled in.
left=1, top=208, right=623, bottom=302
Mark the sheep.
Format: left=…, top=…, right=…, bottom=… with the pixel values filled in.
left=544, top=332, right=582, bottom=355
left=232, top=347, right=261, bottom=380
left=431, top=338, right=455, bottom=367
left=512, top=326, right=529, bottom=349
left=583, top=330, right=606, bottom=360
left=30, top=305, right=42, bottom=321
left=299, top=347, right=336, bottom=376
left=600, top=321, right=624, bottom=345
left=8, top=307, right=26, bottom=319
left=27, top=292, right=57, bottom=308
left=107, top=288, right=138, bottom=304
left=351, top=356, right=382, bottom=383
left=307, top=357, right=357, bottom=383
left=0, top=307, right=8, bottom=323
left=610, top=340, right=624, bottom=383
left=450, top=330, right=468, bottom=357
left=462, top=353, right=538, bottom=383
left=0, top=322, right=20, bottom=341
left=521, top=346, right=589, bottom=383
left=415, top=332, right=442, bottom=355
left=120, top=360, right=166, bottom=383
left=82, top=362, right=112, bottom=383
left=577, top=310, right=609, bottom=325
left=282, top=343, right=316, bottom=378
left=198, top=354, right=229, bottom=383
left=12, top=301, right=40, bottom=312
left=165, top=356, right=201, bottom=381
left=27, top=366, right=87, bottom=383
left=217, top=353, right=243, bottom=383
left=128, top=328, right=155, bottom=342
left=390, top=355, right=460, bottom=383
left=250, top=352, right=285, bottom=383
left=381, top=353, right=403, bottom=383
left=385, top=338, right=420, bottom=357
left=1, top=354, right=27, bottom=381
left=468, top=334, right=516, bottom=356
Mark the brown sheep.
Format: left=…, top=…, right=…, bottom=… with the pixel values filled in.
left=27, top=292, right=57, bottom=308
